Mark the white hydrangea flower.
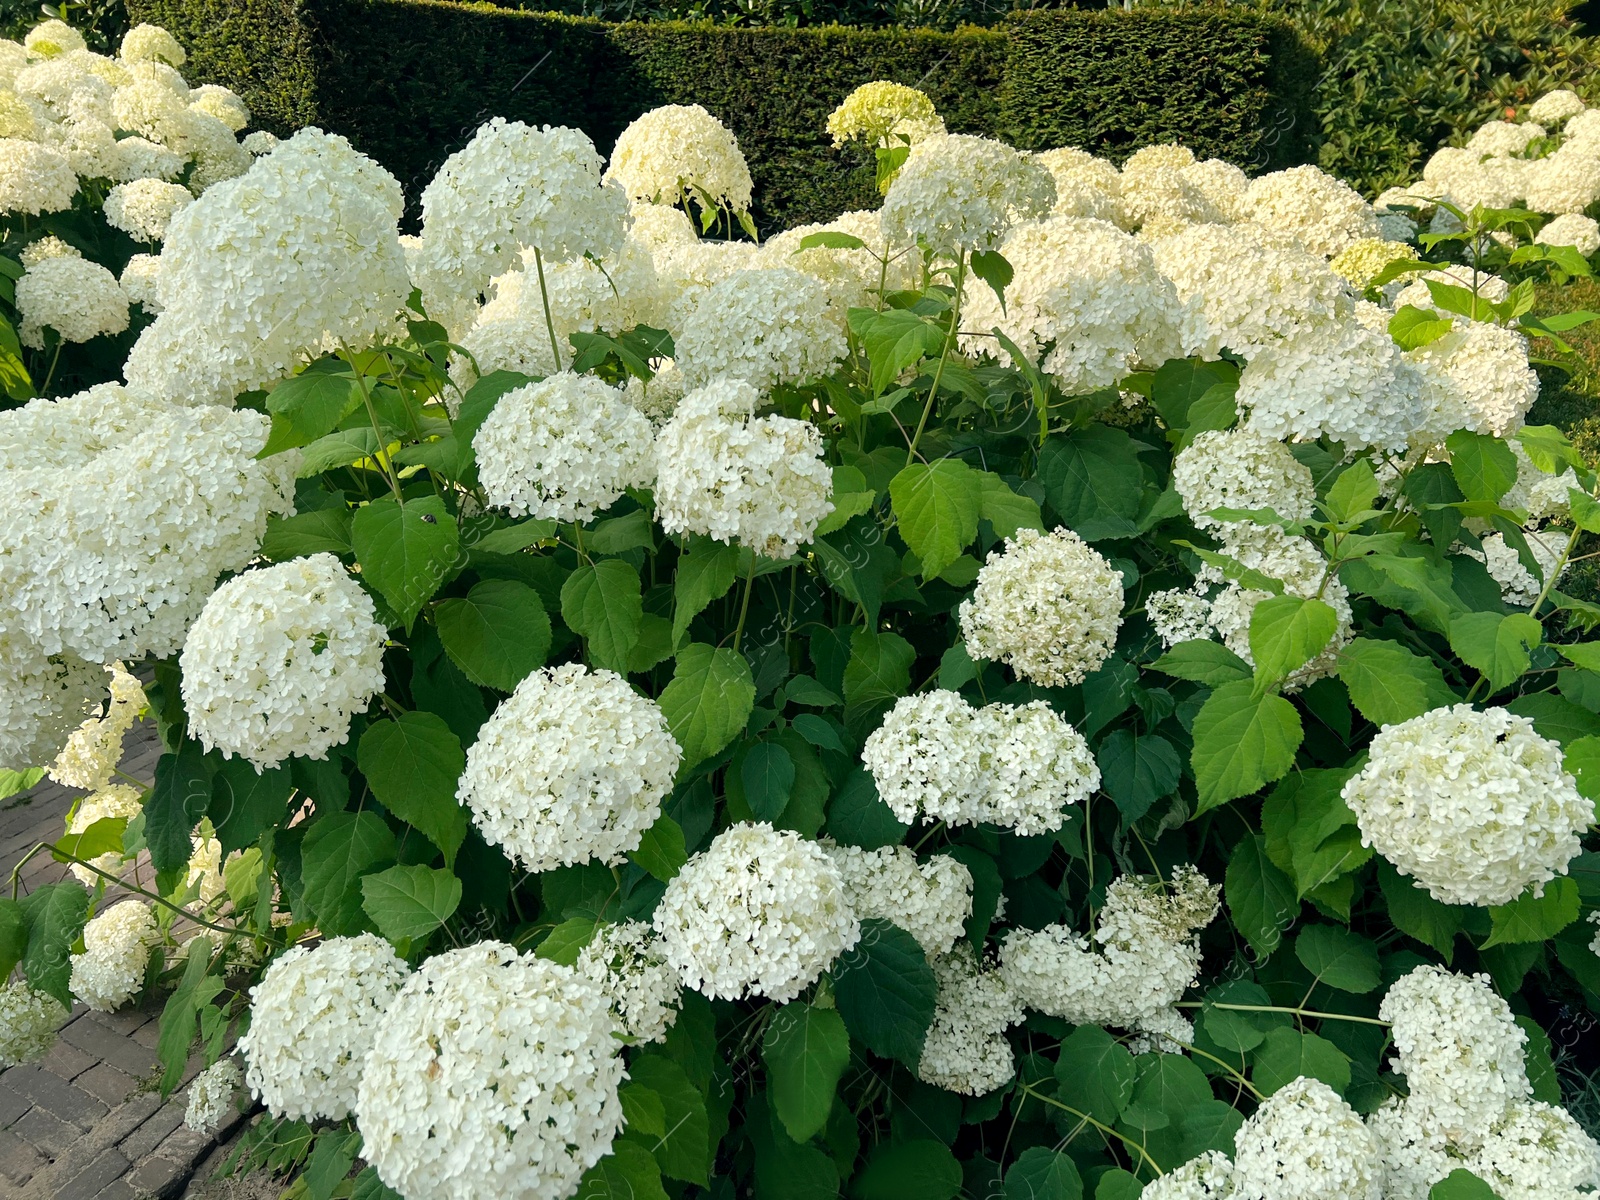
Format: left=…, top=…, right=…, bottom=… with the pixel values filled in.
left=1344, top=706, right=1589, bottom=906
left=120, top=24, right=186, bottom=66
left=1140, top=1151, right=1236, bottom=1200
left=676, top=267, right=847, bottom=389
left=457, top=664, right=680, bottom=872
left=240, top=129, right=278, bottom=155
left=979, top=701, right=1100, bottom=834
left=1329, top=236, right=1418, bottom=290
left=19, top=235, right=78, bottom=269
left=1469, top=120, right=1547, bottom=158
left=1172, top=427, right=1315, bottom=531
left=653, top=376, right=833, bottom=560
left=827, top=81, right=945, bottom=149
left=1000, top=867, right=1219, bottom=1029
left=0, top=981, right=66, bottom=1067
left=1536, top=212, right=1600, bottom=256
left=63, top=784, right=141, bottom=884
left=356, top=942, right=624, bottom=1200
left=1148, top=223, right=1353, bottom=358
left=1474, top=528, right=1564, bottom=607
left=239, top=933, right=410, bottom=1121
left=68, top=900, right=158, bottom=1011
left=102, top=177, right=191, bottom=242
left=26, top=20, right=85, bottom=57
left=651, top=238, right=759, bottom=330
left=754, top=209, right=909, bottom=317
left=1528, top=90, right=1586, bottom=126
left=961, top=216, right=1182, bottom=394
left=629, top=200, right=698, bottom=250
left=189, top=84, right=247, bottom=132
left=473, top=373, right=655, bottom=522
left=1126, top=1006, right=1195, bottom=1056
left=824, top=843, right=973, bottom=959
left=959, top=527, right=1124, bottom=687
left=108, top=134, right=183, bottom=183
left=1245, top=164, right=1383, bottom=257
left=1180, top=157, right=1251, bottom=222
left=124, top=129, right=411, bottom=407
left=1231, top=1077, right=1382, bottom=1200
left=181, top=554, right=386, bottom=771
left=624, top=359, right=686, bottom=424
left=605, top=103, right=753, bottom=214
left=14, top=254, right=128, bottom=348
left=1034, top=146, right=1124, bottom=226
left=573, top=919, right=682, bottom=1045
left=1522, top=145, right=1600, bottom=214
left=184, top=832, right=227, bottom=911
left=1119, top=144, right=1221, bottom=235
left=861, top=690, right=989, bottom=826
left=183, top=1057, right=242, bottom=1134
left=917, top=943, right=1023, bottom=1096
left=880, top=132, right=1055, bottom=257
left=1410, top=319, right=1539, bottom=441
left=0, top=647, right=104, bottom=771
left=1463, top=1100, right=1600, bottom=1200
left=653, top=821, right=859, bottom=1003
left=119, top=252, right=161, bottom=311
left=1146, top=587, right=1215, bottom=649
left=51, top=662, right=145, bottom=791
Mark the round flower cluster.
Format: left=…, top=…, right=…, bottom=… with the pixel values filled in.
left=862, top=691, right=1098, bottom=833
left=355, top=943, right=624, bottom=1200
left=880, top=132, right=1055, bottom=257
left=1536, top=212, right=1600, bottom=256
left=1034, top=146, right=1124, bottom=225
left=1118, top=144, right=1221, bottom=235
left=824, top=843, right=973, bottom=959
left=0, top=138, right=76, bottom=214
left=917, top=944, right=1024, bottom=1096
left=183, top=1058, right=242, bottom=1135
left=1000, top=867, right=1219, bottom=1030
left=827, top=81, right=945, bottom=149
left=1468, top=119, right=1547, bottom=157
left=1172, top=427, right=1315, bottom=531
left=1342, top=704, right=1589, bottom=906
left=676, top=267, right=847, bottom=389
left=102, top=177, right=192, bottom=242
left=1475, top=529, right=1564, bottom=607
left=124, top=129, right=410, bottom=407
left=474, top=373, right=655, bottom=522
left=51, top=661, right=145, bottom=791
left=0, top=649, right=103, bottom=772
left=1523, top=144, right=1600, bottom=213
left=1141, top=1151, right=1237, bottom=1200
left=959, top=527, right=1124, bottom=686
left=1183, top=157, right=1251, bottom=221
left=119, top=253, right=161, bottom=310
left=653, top=237, right=760, bottom=330
left=69, top=900, right=158, bottom=1011
left=457, top=664, right=681, bottom=873
left=14, top=253, right=128, bottom=347
left=652, top=821, right=860, bottom=1002
left=122, top=24, right=186, bottom=66
left=604, top=103, right=753, bottom=214
left=1528, top=89, right=1586, bottom=126
left=1329, top=236, right=1419, bottom=290
left=653, top=376, right=834, bottom=559
left=572, top=919, right=682, bottom=1044
left=1410, top=320, right=1541, bottom=440
left=180, top=554, right=387, bottom=771
left=0, top=982, right=65, bottom=1067
left=239, top=934, right=410, bottom=1122
left=1229, top=1077, right=1383, bottom=1200
left=961, top=216, right=1182, bottom=395
left=1146, top=587, right=1216, bottom=648
left=1245, top=164, right=1383, bottom=257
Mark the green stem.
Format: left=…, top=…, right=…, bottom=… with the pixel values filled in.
left=39, top=341, right=62, bottom=397
left=1528, top=523, right=1583, bottom=619
left=903, top=252, right=966, bottom=468
left=344, top=349, right=406, bottom=505
left=533, top=245, right=563, bottom=374
left=1018, top=1083, right=1164, bottom=1176
left=1176, top=1001, right=1390, bottom=1027
left=732, top=554, right=758, bottom=653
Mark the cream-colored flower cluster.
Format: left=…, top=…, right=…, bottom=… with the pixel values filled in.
left=68, top=899, right=158, bottom=1011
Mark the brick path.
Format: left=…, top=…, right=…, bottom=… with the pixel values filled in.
left=0, top=723, right=258, bottom=1199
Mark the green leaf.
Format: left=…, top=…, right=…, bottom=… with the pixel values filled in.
left=0, top=898, right=27, bottom=980
left=1191, top=680, right=1302, bottom=812
left=360, top=863, right=462, bottom=942
left=1124, top=1053, right=1211, bottom=1130
left=158, top=938, right=224, bottom=1092
left=260, top=509, right=354, bottom=560
left=53, top=817, right=127, bottom=865
left=1343, top=554, right=1465, bottom=635
left=1149, top=640, right=1252, bottom=686
left=21, top=881, right=89, bottom=1006
left=1248, top=595, right=1338, bottom=686
left=1295, top=925, right=1381, bottom=993
left=0, top=767, right=43, bottom=803
left=1003, top=1148, right=1083, bottom=1200
left=208, top=759, right=293, bottom=856
left=890, top=459, right=982, bottom=578
left=1428, top=1169, right=1502, bottom=1200
left=296, top=427, right=380, bottom=476
left=1095, top=729, right=1181, bottom=824
left=826, top=768, right=910, bottom=850
left=841, top=628, right=915, bottom=735
left=1378, top=861, right=1463, bottom=960
left=358, top=713, right=467, bottom=866
left=977, top=471, right=1044, bottom=539
left=741, top=740, right=796, bottom=822
left=561, top=559, right=643, bottom=675
left=852, top=1140, right=961, bottom=1200
left=798, top=230, right=867, bottom=252
left=631, top=813, right=688, bottom=882
left=535, top=917, right=597, bottom=965
left=1150, top=358, right=1237, bottom=430
left=1036, top=425, right=1145, bottom=541
left=1054, top=1026, right=1136, bottom=1126
left=848, top=307, right=945, bottom=395
left=266, top=368, right=359, bottom=446
left=588, top=510, right=655, bottom=555
left=1337, top=638, right=1457, bottom=726
left=629, top=1054, right=710, bottom=1185
left=763, top=1003, right=851, bottom=1143
left=833, top=918, right=937, bottom=1067
left=351, top=496, right=460, bottom=628
left=1324, top=459, right=1380, bottom=523
left=1251, top=1027, right=1351, bottom=1096
left=672, top=540, right=740, bottom=644
left=1448, top=612, right=1540, bottom=692
left=969, top=248, right=1014, bottom=309
left=1227, top=834, right=1297, bottom=958
left=1093, top=1170, right=1143, bottom=1200
left=434, top=580, right=551, bottom=691
left=579, top=1141, right=669, bottom=1200
left=145, top=742, right=215, bottom=875
left=659, top=644, right=755, bottom=771
left=1563, top=734, right=1600, bottom=803
left=303, top=1131, right=361, bottom=1200
left=1447, top=429, right=1519, bottom=502
left=1484, top=877, right=1580, bottom=947
left=1388, top=304, right=1455, bottom=350
left=469, top=517, right=556, bottom=556
left=300, top=811, right=397, bottom=937
left=791, top=713, right=846, bottom=754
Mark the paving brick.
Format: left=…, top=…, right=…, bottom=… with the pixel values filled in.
left=129, top=1020, right=162, bottom=1050
left=0, top=1127, right=45, bottom=1186
left=125, top=1152, right=187, bottom=1198
left=152, top=1123, right=214, bottom=1171
left=59, top=1016, right=161, bottom=1077
left=91, top=1179, right=140, bottom=1200
left=119, top=1101, right=186, bottom=1161
left=53, top=1146, right=131, bottom=1200
left=95, top=1008, right=152, bottom=1037
left=39, top=1035, right=98, bottom=1082
left=75, top=1062, right=136, bottom=1107
left=0, top=1079, right=31, bottom=1128
left=2, top=1063, right=107, bottom=1128
left=9, top=1105, right=78, bottom=1157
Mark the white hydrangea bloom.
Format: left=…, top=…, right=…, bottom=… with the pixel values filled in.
left=457, top=664, right=680, bottom=872
left=1410, top=319, right=1539, bottom=441
left=108, top=134, right=182, bottom=183
left=239, top=934, right=409, bottom=1121
left=1245, top=164, right=1383, bottom=257
left=959, top=527, right=1124, bottom=687
left=1536, top=212, right=1600, bottom=255
left=605, top=103, right=753, bottom=213
left=624, top=359, right=686, bottom=424
left=1172, top=427, right=1315, bottom=531
left=825, top=844, right=972, bottom=959
left=754, top=209, right=909, bottom=318
left=1119, top=143, right=1220, bottom=235
left=1001, top=867, right=1219, bottom=1029
left=1230, top=1077, right=1382, bottom=1200
left=0, top=982, right=66, bottom=1067
left=676, top=267, right=847, bottom=389
left=1469, top=120, right=1547, bottom=158
left=880, top=132, right=1055, bottom=257
left=1522, top=145, right=1600, bottom=213
left=181, top=554, right=386, bottom=771
left=1146, top=587, right=1215, bottom=649
left=1148, top=223, right=1352, bottom=358
left=1329, top=236, right=1418, bottom=290
left=51, top=662, right=144, bottom=791
left=1464, top=1100, right=1600, bottom=1200
left=0, top=647, right=104, bottom=771
left=917, top=943, right=1023, bottom=1096
left=356, top=942, right=624, bottom=1200
left=1344, top=706, right=1589, bottom=906
left=183, top=832, right=226, bottom=911
left=19, top=236, right=78, bottom=269
left=26, top=20, right=85, bottom=57
left=1180, top=157, right=1251, bottom=222
left=980, top=701, right=1099, bottom=834
left=473, top=374, right=654, bottom=522
left=651, top=237, right=759, bottom=329
left=1529, top=90, right=1586, bottom=126
left=68, top=900, right=158, bottom=1011
left=629, top=200, right=698, bottom=250
left=826, top=81, right=945, bottom=149
left=183, top=1057, right=241, bottom=1135
left=573, top=920, right=682, bottom=1045
left=119, top=252, right=161, bottom=311
left=961, top=216, right=1182, bottom=394
left=121, top=24, right=186, bottom=66
left=1034, top=146, right=1125, bottom=225
left=653, top=822, right=859, bottom=1003
left=14, top=254, right=128, bottom=348
left=1506, top=437, right=1583, bottom=520
left=1126, top=1006, right=1195, bottom=1056
left=862, top=690, right=989, bottom=826
left=189, top=84, right=247, bottom=133
left=102, top=177, right=191, bottom=242
left=124, top=129, right=410, bottom=407
left=1139, top=1152, right=1236, bottom=1200
left=1475, top=529, right=1564, bottom=607
left=653, top=376, right=833, bottom=560
left=63, top=784, right=141, bottom=884
left=240, top=129, right=278, bottom=156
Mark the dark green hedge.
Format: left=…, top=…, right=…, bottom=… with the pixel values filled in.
left=125, top=0, right=1317, bottom=230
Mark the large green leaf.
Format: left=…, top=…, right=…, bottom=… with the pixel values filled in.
left=1337, top=637, right=1456, bottom=726
left=1226, top=835, right=1297, bottom=958
left=561, top=559, right=644, bottom=675
left=1036, top=425, right=1145, bottom=541
left=1248, top=595, right=1337, bottom=686
left=1095, top=729, right=1181, bottom=824
left=260, top=509, right=354, bottom=561
left=266, top=367, right=360, bottom=446
left=841, top=628, right=915, bottom=735
left=1190, top=680, right=1302, bottom=812
left=1448, top=612, right=1540, bottom=693
left=1123, top=1053, right=1211, bottom=1130
left=628, top=1054, right=710, bottom=1185
left=300, top=811, right=397, bottom=936
left=0, top=898, right=26, bottom=980
left=852, top=1140, right=962, bottom=1200
left=208, top=759, right=293, bottom=856
left=145, top=741, right=216, bottom=875
left=1484, top=877, right=1580, bottom=947
left=351, top=496, right=460, bottom=628
left=360, top=863, right=462, bottom=942
left=578, top=1142, right=669, bottom=1200
left=630, top=814, right=688, bottom=881
left=833, top=918, right=937, bottom=1067
left=1054, top=1025, right=1135, bottom=1126
left=762, top=1002, right=851, bottom=1143
left=1251, top=1028, right=1350, bottom=1096
left=889, top=459, right=982, bottom=578
left=848, top=306, right=945, bottom=395
left=1295, top=925, right=1381, bottom=993
left=977, top=471, right=1044, bottom=539
left=659, top=644, right=755, bottom=771
left=1149, top=641, right=1252, bottom=686
left=1003, top=1148, right=1083, bottom=1200
left=1446, top=429, right=1519, bottom=503
left=1428, top=1170, right=1501, bottom=1200
left=435, top=580, right=551, bottom=691
left=672, top=539, right=740, bottom=644
left=741, top=740, right=796, bottom=823
left=20, top=881, right=89, bottom=1006
left=358, top=712, right=467, bottom=866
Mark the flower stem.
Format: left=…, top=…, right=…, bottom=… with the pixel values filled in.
left=1176, top=1001, right=1390, bottom=1027
left=903, top=252, right=966, bottom=468
left=1017, top=1082, right=1164, bottom=1176
left=732, top=554, right=758, bottom=653
left=533, top=245, right=563, bottom=374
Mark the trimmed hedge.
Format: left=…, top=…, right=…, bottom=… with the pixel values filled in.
left=126, top=0, right=1318, bottom=230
